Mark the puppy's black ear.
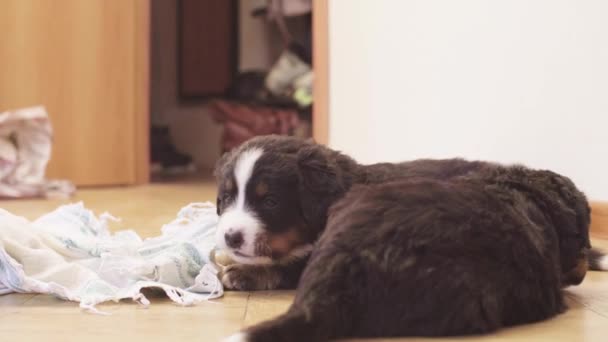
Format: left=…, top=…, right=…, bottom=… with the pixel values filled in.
left=297, top=146, right=338, bottom=191
left=296, top=145, right=347, bottom=236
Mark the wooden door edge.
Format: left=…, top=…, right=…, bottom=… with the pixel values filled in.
left=591, top=201, right=608, bottom=240
left=312, top=0, right=329, bottom=145
left=134, top=0, right=151, bottom=185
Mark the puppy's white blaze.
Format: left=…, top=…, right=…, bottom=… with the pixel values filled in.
left=222, top=332, right=249, bottom=342
left=217, top=148, right=264, bottom=260
left=234, top=148, right=263, bottom=211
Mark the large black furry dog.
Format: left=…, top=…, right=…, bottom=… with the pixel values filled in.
left=215, top=135, right=604, bottom=342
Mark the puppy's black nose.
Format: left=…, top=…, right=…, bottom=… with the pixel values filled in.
left=225, top=231, right=244, bottom=249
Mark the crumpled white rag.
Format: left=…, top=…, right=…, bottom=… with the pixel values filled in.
left=0, top=106, right=75, bottom=198
left=0, top=201, right=223, bottom=314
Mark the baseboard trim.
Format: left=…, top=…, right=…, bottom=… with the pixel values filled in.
left=591, top=201, right=608, bottom=239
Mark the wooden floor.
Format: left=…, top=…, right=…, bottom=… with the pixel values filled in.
left=1, top=179, right=608, bottom=342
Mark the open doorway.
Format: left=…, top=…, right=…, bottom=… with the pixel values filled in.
left=149, top=0, right=314, bottom=181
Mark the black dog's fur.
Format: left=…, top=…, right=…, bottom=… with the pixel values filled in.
left=216, top=135, right=601, bottom=341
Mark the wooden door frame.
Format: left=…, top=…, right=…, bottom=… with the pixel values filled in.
left=312, top=0, right=329, bottom=145
left=135, top=0, right=151, bottom=184
left=591, top=201, right=608, bottom=239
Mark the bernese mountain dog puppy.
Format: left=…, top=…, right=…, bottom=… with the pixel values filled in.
left=214, top=135, right=606, bottom=342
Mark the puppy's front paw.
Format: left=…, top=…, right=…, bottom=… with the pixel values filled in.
left=221, top=264, right=258, bottom=291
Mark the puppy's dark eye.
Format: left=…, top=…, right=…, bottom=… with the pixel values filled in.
left=263, top=197, right=278, bottom=209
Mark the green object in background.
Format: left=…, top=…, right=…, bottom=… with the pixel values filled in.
left=294, top=88, right=313, bottom=107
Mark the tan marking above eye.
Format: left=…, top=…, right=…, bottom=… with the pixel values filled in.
left=256, top=182, right=269, bottom=197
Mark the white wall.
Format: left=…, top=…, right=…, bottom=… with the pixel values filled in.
left=328, top=0, right=608, bottom=200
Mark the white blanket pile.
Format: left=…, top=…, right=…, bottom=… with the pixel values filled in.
left=0, top=202, right=223, bottom=314
left=0, top=106, right=75, bottom=198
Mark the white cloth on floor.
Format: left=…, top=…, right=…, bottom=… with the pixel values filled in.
left=0, top=202, right=223, bottom=313
left=0, top=106, right=75, bottom=199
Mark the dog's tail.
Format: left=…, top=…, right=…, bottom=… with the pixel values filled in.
left=223, top=308, right=338, bottom=342
left=589, top=247, right=608, bottom=271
